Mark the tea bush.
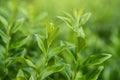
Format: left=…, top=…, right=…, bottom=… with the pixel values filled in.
left=0, top=0, right=120, bottom=80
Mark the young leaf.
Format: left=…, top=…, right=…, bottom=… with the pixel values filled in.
left=48, top=45, right=66, bottom=60
left=11, top=18, right=24, bottom=33
left=82, top=54, right=112, bottom=66
left=40, top=64, right=65, bottom=80
left=46, top=21, right=59, bottom=47
left=57, top=16, right=73, bottom=29
left=0, top=45, right=6, bottom=59
left=10, top=57, right=37, bottom=70
left=76, top=36, right=86, bottom=54
left=84, top=66, right=104, bottom=80
left=10, top=35, right=30, bottom=49
left=64, top=66, right=73, bottom=80
left=0, top=15, right=8, bottom=30
left=48, top=27, right=59, bottom=47
left=46, top=21, right=55, bottom=33
left=29, top=74, right=36, bottom=80
left=16, top=69, right=27, bottom=80
left=35, top=34, right=47, bottom=54
left=80, top=12, right=91, bottom=25
left=0, top=29, right=8, bottom=43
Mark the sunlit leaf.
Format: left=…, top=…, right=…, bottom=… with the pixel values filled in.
left=83, top=54, right=112, bottom=66
left=35, top=34, right=47, bottom=54
left=11, top=18, right=25, bottom=33
left=48, top=45, right=66, bottom=60
left=16, top=69, right=27, bottom=80
left=40, top=64, right=65, bottom=80
left=76, top=36, right=86, bottom=54
left=0, top=15, right=8, bottom=30
left=84, top=66, right=104, bottom=80
left=10, top=57, right=37, bottom=70
left=0, top=29, right=8, bottom=43
left=10, top=35, right=30, bottom=49
left=80, top=12, right=91, bottom=25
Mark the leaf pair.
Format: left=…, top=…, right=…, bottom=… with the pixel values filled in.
left=10, top=57, right=37, bottom=71
left=40, top=64, right=65, bottom=80
left=57, top=10, right=91, bottom=32
left=46, top=21, right=59, bottom=47
left=78, top=53, right=112, bottom=80
left=82, top=53, right=112, bottom=66
left=35, top=32, right=66, bottom=61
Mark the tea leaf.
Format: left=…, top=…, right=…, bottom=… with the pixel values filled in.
left=84, top=66, right=104, bottom=80
left=80, top=12, right=91, bottom=25
left=76, top=36, right=86, bottom=54
left=64, top=66, right=73, bottom=80
left=0, top=45, right=6, bottom=59
left=35, top=34, right=47, bottom=54
left=10, top=57, right=37, bottom=70
left=48, top=45, right=66, bottom=60
left=83, top=54, right=112, bottom=66
left=46, top=21, right=60, bottom=47
left=0, top=29, right=8, bottom=43
left=10, top=35, right=30, bottom=49
left=40, top=64, right=65, bottom=80
left=0, top=15, right=8, bottom=30
left=16, top=69, right=27, bottom=80
left=57, top=16, right=73, bottom=29
left=11, top=18, right=24, bottom=33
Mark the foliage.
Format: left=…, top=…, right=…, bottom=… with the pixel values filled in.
left=0, top=0, right=119, bottom=80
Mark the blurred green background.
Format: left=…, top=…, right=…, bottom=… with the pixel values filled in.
left=0, top=0, right=120, bottom=80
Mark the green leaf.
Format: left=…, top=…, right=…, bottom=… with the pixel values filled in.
left=40, top=64, right=65, bottom=80
left=46, top=21, right=59, bottom=47
left=77, top=27, right=85, bottom=38
left=83, top=54, right=112, bottom=66
left=63, top=11, right=74, bottom=22
left=29, top=74, right=36, bottom=80
left=10, top=57, right=37, bottom=70
left=76, top=36, right=86, bottom=54
left=48, top=45, right=66, bottom=60
left=11, top=18, right=24, bottom=33
left=10, top=35, right=30, bottom=49
left=84, top=66, right=104, bottom=80
left=64, top=66, right=73, bottom=80
left=46, top=21, right=55, bottom=33
left=0, top=15, right=8, bottom=30
left=36, top=55, right=46, bottom=69
left=57, top=16, right=73, bottom=29
left=35, top=34, right=47, bottom=54
left=16, top=69, right=27, bottom=80
left=0, top=45, right=6, bottom=59
left=0, top=29, right=8, bottom=43
left=80, top=12, right=91, bottom=25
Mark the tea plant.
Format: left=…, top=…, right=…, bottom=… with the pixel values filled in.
left=0, top=8, right=112, bottom=80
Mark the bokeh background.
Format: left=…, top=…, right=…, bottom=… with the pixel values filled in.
left=0, top=0, right=120, bottom=80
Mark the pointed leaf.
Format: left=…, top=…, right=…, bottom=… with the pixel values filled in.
left=76, top=36, right=86, bottom=54
left=10, top=36, right=30, bottom=49
left=48, top=45, right=66, bottom=60
left=0, top=29, right=8, bottom=43
left=10, top=57, right=37, bottom=70
left=35, top=34, right=47, bottom=54
left=80, top=12, right=91, bottom=25
left=85, top=66, right=104, bottom=80
left=16, top=69, right=27, bottom=80
left=57, top=16, right=72, bottom=29
left=83, top=54, right=112, bottom=66
left=11, top=18, right=24, bottom=33
left=64, top=66, right=73, bottom=80
left=0, top=16, right=8, bottom=30
left=40, top=64, right=65, bottom=80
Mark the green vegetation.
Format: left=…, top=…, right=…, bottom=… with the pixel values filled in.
left=0, top=0, right=120, bottom=80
